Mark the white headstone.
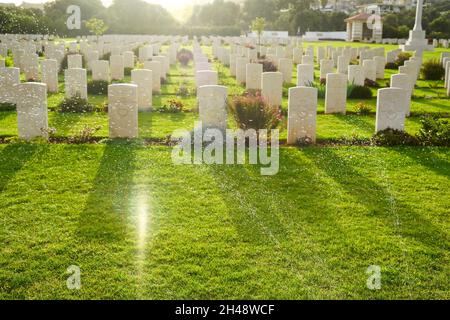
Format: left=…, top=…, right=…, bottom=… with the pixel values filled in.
left=278, top=58, right=293, bottom=84
left=110, top=55, right=124, bottom=80
left=246, top=63, right=263, bottom=90
left=91, top=60, right=110, bottom=82
left=23, top=54, right=39, bottom=81
left=262, top=72, right=283, bottom=107
left=363, top=59, right=377, bottom=81
left=302, top=55, right=314, bottom=66
left=0, top=67, right=20, bottom=104
left=196, top=70, right=218, bottom=88
left=376, top=88, right=408, bottom=133
left=108, top=84, right=139, bottom=138
left=287, top=86, right=318, bottom=144
left=348, top=65, right=364, bottom=86
left=390, top=73, right=412, bottom=117
left=16, top=82, right=48, bottom=140
left=65, top=68, right=87, bottom=99
left=236, top=57, right=249, bottom=84
left=198, top=85, right=228, bottom=131
left=144, top=60, right=162, bottom=93
left=337, top=56, right=349, bottom=74
left=131, top=69, right=153, bottom=112
left=320, top=59, right=334, bottom=80
left=325, top=73, right=347, bottom=114
left=41, top=59, right=59, bottom=93
left=123, top=51, right=135, bottom=69
left=297, top=64, right=314, bottom=87
left=68, top=54, right=83, bottom=69
left=229, top=53, right=237, bottom=76
left=293, top=47, right=302, bottom=64
left=374, top=56, right=386, bottom=79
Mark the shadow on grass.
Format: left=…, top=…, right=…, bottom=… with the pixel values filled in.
left=0, top=143, right=39, bottom=192
left=77, top=140, right=139, bottom=242
left=393, top=147, right=450, bottom=179
left=207, top=149, right=345, bottom=245
left=333, top=115, right=375, bottom=136
left=0, top=111, right=15, bottom=122
left=303, top=148, right=449, bottom=250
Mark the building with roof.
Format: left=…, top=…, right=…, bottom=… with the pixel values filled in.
left=345, top=12, right=383, bottom=43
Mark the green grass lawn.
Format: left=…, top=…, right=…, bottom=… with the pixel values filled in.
left=0, top=41, right=449, bottom=300
left=0, top=143, right=448, bottom=299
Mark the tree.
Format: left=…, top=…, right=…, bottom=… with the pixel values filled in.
left=242, top=0, right=279, bottom=26
left=105, top=0, right=177, bottom=34
left=188, top=0, right=241, bottom=27
left=251, top=17, right=266, bottom=46
left=44, top=0, right=105, bottom=36
left=85, top=18, right=108, bottom=36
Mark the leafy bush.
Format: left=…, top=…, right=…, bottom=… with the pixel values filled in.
left=100, top=52, right=111, bottom=61
left=371, top=129, right=418, bottom=146
left=87, top=80, right=109, bottom=95
left=308, top=82, right=326, bottom=99
left=68, top=126, right=102, bottom=144
left=177, top=49, right=193, bottom=66
left=0, top=102, right=16, bottom=111
left=4, top=55, right=13, bottom=67
left=159, top=99, right=184, bottom=113
left=354, top=102, right=372, bottom=115
left=258, top=59, right=277, bottom=72
left=58, top=95, right=94, bottom=113
left=416, top=116, right=450, bottom=146
left=177, top=85, right=190, bottom=97
left=421, top=59, right=445, bottom=80
left=348, top=85, right=373, bottom=99
left=364, top=78, right=380, bottom=88
left=395, top=52, right=412, bottom=67
left=124, top=67, right=133, bottom=76
left=228, top=91, right=282, bottom=131
left=385, top=62, right=398, bottom=69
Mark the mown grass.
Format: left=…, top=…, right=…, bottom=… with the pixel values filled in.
left=0, top=143, right=448, bottom=299
left=0, top=41, right=449, bottom=300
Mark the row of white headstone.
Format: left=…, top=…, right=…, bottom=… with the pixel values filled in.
left=208, top=40, right=423, bottom=144
left=9, top=82, right=146, bottom=140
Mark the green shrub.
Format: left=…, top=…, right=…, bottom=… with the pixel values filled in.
left=158, top=99, right=184, bottom=113
left=416, top=116, right=450, bottom=146
left=395, top=52, right=412, bottom=67
left=364, top=78, right=380, bottom=88
left=87, top=80, right=109, bottom=95
left=4, top=55, right=14, bottom=67
left=258, top=59, right=277, bottom=72
left=111, top=79, right=126, bottom=84
left=0, top=102, right=16, bottom=111
left=176, top=85, right=190, bottom=97
left=177, top=49, right=193, bottom=66
left=100, top=52, right=111, bottom=61
left=385, top=62, right=398, bottom=69
left=308, top=82, right=326, bottom=99
left=348, top=85, right=373, bottom=99
left=229, top=92, right=282, bottom=131
left=58, top=95, right=94, bottom=113
left=354, top=102, right=372, bottom=115
left=124, top=67, right=133, bottom=76
left=68, top=126, right=102, bottom=144
left=421, top=59, right=445, bottom=80
left=371, top=129, right=418, bottom=146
